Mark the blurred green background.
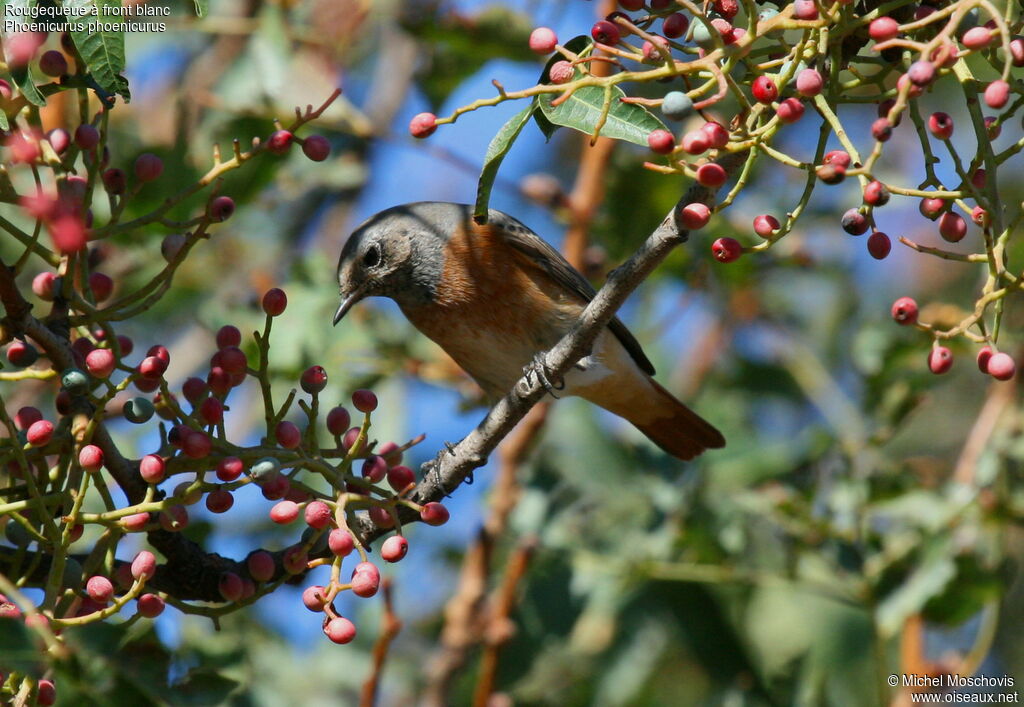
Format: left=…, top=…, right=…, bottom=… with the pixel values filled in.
left=4, top=0, right=1024, bottom=705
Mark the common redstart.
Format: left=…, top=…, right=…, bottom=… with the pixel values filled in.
left=333, top=202, right=725, bottom=460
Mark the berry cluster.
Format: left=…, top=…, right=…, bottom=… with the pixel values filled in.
left=407, top=0, right=1021, bottom=381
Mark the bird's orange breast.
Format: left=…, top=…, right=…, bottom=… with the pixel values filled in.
left=399, top=222, right=584, bottom=397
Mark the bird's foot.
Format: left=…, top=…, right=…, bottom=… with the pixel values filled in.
left=522, top=353, right=564, bottom=398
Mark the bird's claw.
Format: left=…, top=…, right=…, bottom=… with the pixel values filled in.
left=523, top=353, right=564, bottom=398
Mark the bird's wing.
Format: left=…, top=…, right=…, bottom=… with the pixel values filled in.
left=484, top=210, right=656, bottom=376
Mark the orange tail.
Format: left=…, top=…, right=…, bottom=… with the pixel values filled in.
left=586, top=377, right=725, bottom=461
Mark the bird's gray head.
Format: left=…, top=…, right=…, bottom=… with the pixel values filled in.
left=333, top=202, right=464, bottom=325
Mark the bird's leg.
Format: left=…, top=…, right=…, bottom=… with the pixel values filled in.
left=522, top=352, right=565, bottom=398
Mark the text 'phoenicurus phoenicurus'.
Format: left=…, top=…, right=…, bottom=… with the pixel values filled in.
left=333, top=201, right=725, bottom=460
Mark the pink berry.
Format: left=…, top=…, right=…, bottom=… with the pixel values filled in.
left=642, top=36, right=670, bottom=62
left=134, top=153, right=164, bottom=182
left=795, top=68, right=824, bottom=96
left=131, top=550, right=157, bottom=581
left=282, top=545, right=308, bottom=574
left=711, top=237, right=742, bottom=263
left=326, top=406, right=351, bottom=435
left=26, top=420, right=54, bottom=446
left=420, top=502, right=450, bottom=526
left=906, top=60, right=935, bottom=86
left=928, top=112, right=954, bottom=139
left=962, top=26, right=993, bottom=50
left=871, top=117, right=893, bottom=142
left=864, top=180, right=890, bottom=206
left=302, top=135, right=331, bottom=162
left=381, top=535, right=409, bottom=563
left=984, top=80, right=1009, bottom=108
left=137, top=593, right=165, bottom=618
left=361, top=455, right=388, bottom=483
left=928, top=346, right=953, bottom=374
left=219, top=572, right=243, bottom=601
left=696, top=163, right=727, bottom=187
left=304, top=500, right=332, bottom=529
left=753, top=214, right=780, bottom=238
left=247, top=551, right=275, bottom=582
left=824, top=150, right=852, bottom=168
left=919, top=197, right=946, bottom=220
left=988, top=352, right=1016, bottom=380
left=350, top=561, right=380, bottom=597
left=270, top=500, right=300, bottom=524
left=938, top=212, right=967, bottom=242
left=216, top=456, right=244, bottom=482
left=409, top=112, right=437, bottom=139
left=139, top=454, right=166, bottom=484
left=300, top=365, right=328, bottom=394
left=352, top=389, right=378, bottom=413
left=751, top=75, right=778, bottom=103
left=647, top=129, right=675, bottom=154
left=679, top=203, right=711, bottom=230
left=891, top=297, right=918, bottom=325
left=700, top=121, right=729, bottom=149
left=867, top=232, right=891, bottom=259
left=208, top=195, right=235, bottom=222
left=328, top=528, right=355, bottom=557
left=122, top=512, right=151, bottom=531
left=47, top=128, right=70, bottom=155
left=972, top=206, right=989, bottom=227
left=984, top=116, right=1001, bottom=139
left=324, top=616, right=357, bottom=644
left=262, top=288, right=287, bottom=316
left=776, top=97, right=805, bottom=123
left=792, top=0, right=818, bottom=20
left=528, top=27, right=558, bottom=54
left=79, top=444, right=104, bottom=472
left=302, top=585, right=328, bottom=612
left=869, top=17, right=899, bottom=41
left=85, top=348, right=116, bottom=378
left=75, top=124, right=100, bottom=150
left=369, top=506, right=395, bottom=528
left=275, top=421, right=301, bottom=449
left=266, top=130, right=293, bottom=155
left=680, top=130, right=709, bottom=154
left=387, top=464, right=416, bottom=491
left=592, top=20, right=621, bottom=45
left=842, top=209, right=868, bottom=235
left=32, top=272, right=57, bottom=301
left=548, top=60, right=574, bottom=85
left=86, top=575, right=114, bottom=604
left=182, top=430, right=211, bottom=459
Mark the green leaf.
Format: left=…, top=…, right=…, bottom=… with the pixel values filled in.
left=538, top=83, right=666, bottom=147
left=193, top=0, right=207, bottom=16
left=67, top=0, right=131, bottom=101
left=168, top=668, right=240, bottom=706
left=10, top=66, right=46, bottom=107
left=473, top=104, right=534, bottom=223
left=532, top=35, right=591, bottom=141
left=0, top=619, right=43, bottom=674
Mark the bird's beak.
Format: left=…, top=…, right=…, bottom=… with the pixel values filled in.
left=332, top=282, right=367, bottom=326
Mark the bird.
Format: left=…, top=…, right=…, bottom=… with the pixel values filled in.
left=333, top=201, right=725, bottom=460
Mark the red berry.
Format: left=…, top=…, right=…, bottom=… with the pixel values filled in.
left=215, top=346, right=247, bottom=374
left=182, top=430, right=212, bottom=459
left=928, top=112, right=954, bottom=139
left=134, top=153, right=164, bottom=182
left=302, top=135, right=331, bottom=162
left=75, top=124, right=100, bottom=150
left=131, top=550, right=157, bottom=581
left=39, top=50, right=68, bottom=76
left=369, top=506, right=395, bottom=528
left=326, top=406, right=351, bottom=436
left=776, top=97, right=805, bottom=123
left=663, top=13, right=689, bottom=39
left=266, top=130, right=293, bottom=155
left=971, top=206, right=989, bottom=227
left=219, top=572, right=243, bottom=601
left=102, top=168, right=127, bottom=195
left=85, top=348, right=116, bottom=378
left=680, top=130, right=709, bottom=154
left=711, top=237, right=742, bottom=263
left=984, top=116, right=1001, bottom=139
left=988, top=352, right=1016, bottom=381
left=216, top=456, right=244, bottom=482
left=928, top=346, right=953, bottom=374
left=247, top=551, right=275, bottom=582
left=824, top=150, right=851, bottom=168
left=270, top=500, right=300, bottom=524
left=906, top=60, right=935, bottom=86
left=213, top=326, right=240, bottom=350
left=938, top=212, right=967, bottom=242
left=592, top=20, right=621, bottom=44
left=37, top=679, right=56, bottom=707
left=139, top=454, right=166, bottom=484
left=199, top=396, right=223, bottom=425
left=387, top=464, right=416, bottom=491
left=700, top=121, right=729, bottom=149
left=984, top=80, right=1009, bottom=108
left=26, top=420, right=54, bottom=446
left=352, top=389, right=378, bottom=413
left=282, top=545, right=308, bottom=574
left=181, top=377, right=208, bottom=405
left=971, top=168, right=986, bottom=189
left=979, top=345, right=994, bottom=372
left=891, top=297, right=918, bottom=325
left=642, top=36, right=670, bottom=62
left=679, top=203, right=711, bottom=230
left=863, top=180, right=890, bottom=206
left=528, top=27, right=558, bottom=54
left=208, top=196, right=235, bottom=222
left=795, top=68, right=824, bottom=96
left=751, top=75, right=778, bottom=103
left=204, top=488, right=233, bottom=513
left=275, top=420, right=301, bottom=449
left=867, top=231, right=891, bottom=259
left=871, top=117, right=893, bottom=142
left=841, top=208, right=868, bottom=235
left=753, top=214, right=780, bottom=238
left=696, top=163, right=727, bottom=187
left=647, top=129, right=675, bottom=154
left=86, top=575, right=114, bottom=604
left=919, top=197, right=946, bottom=220
left=137, top=593, right=165, bottom=618
left=7, top=340, right=40, bottom=367
left=328, top=528, right=355, bottom=557
left=88, top=272, right=113, bottom=302
left=15, top=406, right=42, bottom=430
left=381, top=535, right=409, bottom=563
left=262, top=288, right=287, bottom=316
left=409, top=112, right=437, bottom=139
left=869, top=17, right=899, bottom=41
left=50, top=215, right=88, bottom=254
left=792, top=0, right=818, bottom=20
left=79, top=444, right=104, bottom=472
left=619, top=0, right=644, bottom=10
left=324, top=616, right=357, bottom=644
left=421, top=502, right=450, bottom=526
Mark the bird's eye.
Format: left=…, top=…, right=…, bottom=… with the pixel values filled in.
left=362, top=245, right=381, bottom=268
